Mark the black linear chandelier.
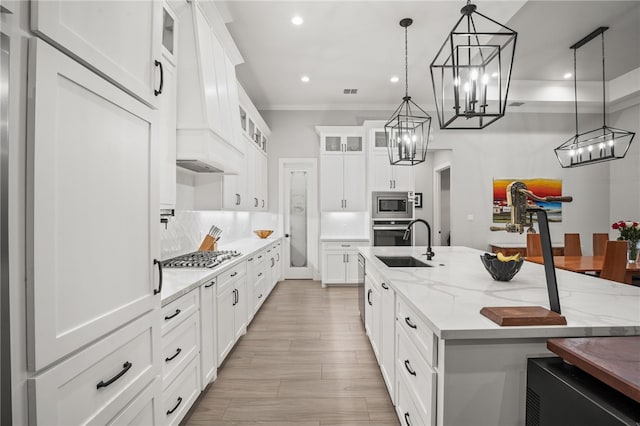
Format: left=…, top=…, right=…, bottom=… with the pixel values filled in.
left=554, top=27, right=635, bottom=168
left=384, top=18, right=431, bottom=166
left=430, top=0, right=517, bottom=129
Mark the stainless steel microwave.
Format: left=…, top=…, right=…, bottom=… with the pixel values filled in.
left=372, top=191, right=413, bottom=220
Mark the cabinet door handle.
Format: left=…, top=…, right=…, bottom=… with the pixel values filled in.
left=230, top=271, right=238, bottom=277
left=404, top=412, right=412, bottom=426
left=166, top=397, right=183, bottom=416
left=153, top=259, right=163, bottom=295
left=154, top=60, right=164, bottom=96
left=258, top=272, right=262, bottom=277
left=254, top=197, right=258, bottom=207
left=96, top=361, right=132, bottom=389
left=393, top=180, right=396, bottom=189
left=258, top=293, right=263, bottom=299
left=233, top=289, right=238, bottom=305
left=404, top=317, right=417, bottom=329
left=205, top=281, right=215, bottom=288
left=165, top=347, right=182, bottom=362
left=164, top=309, right=181, bottom=320
left=404, top=359, right=417, bottom=376
left=344, top=199, right=347, bottom=209
left=367, top=289, right=372, bottom=306
left=341, top=244, right=351, bottom=247
left=390, top=179, right=393, bottom=189
left=381, top=282, right=389, bottom=290
left=262, top=199, right=265, bottom=208
left=271, top=258, right=275, bottom=267
left=276, top=253, right=280, bottom=261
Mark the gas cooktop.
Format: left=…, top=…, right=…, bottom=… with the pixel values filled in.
left=162, top=250, right=242, bottom=269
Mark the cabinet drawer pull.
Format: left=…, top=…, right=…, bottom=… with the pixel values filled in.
left=367, top=289, right=372, bottom=306
left=248, top=257, right=254, bottom=261
left=341, top=244, right=351, bottom=247
left=165, top=347, right=182, bottom=362
left=257, top=255, right=263, bottom=259
left=164, top=309, right=181, bottom=320
left=404, top=359, right=417, bottom=376
left=230, top=272, right=238, bottom=277
left=404, top=412, right=412, bottom=426
left=153, top=259, right=163, bottom=295
left=96, top=361, right=132, bottom=389
left=205, top=281, right=215, bottom=288
left=258, top=272, right=263, bottom=277
left=267, top=249, right=271, bottom=253
left=404, top=317, right=417, bottom=329
left=381, top=282, right=389, bottom=290
left=154, top=60, right=164, bottom=96
left=258, top=293, right=263, bottom=299
left=166, top=396, right=183, bottom=415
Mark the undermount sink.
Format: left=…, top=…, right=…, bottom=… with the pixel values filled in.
left=375, top=256, right=432, bottom=268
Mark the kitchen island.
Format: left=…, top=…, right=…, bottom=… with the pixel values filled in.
left=359, top=246, right=640, bottom=426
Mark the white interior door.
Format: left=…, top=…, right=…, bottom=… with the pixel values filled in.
left=281, top=159, right=317, bottom=279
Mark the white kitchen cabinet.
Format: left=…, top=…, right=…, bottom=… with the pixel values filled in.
left=199, top=278, right=217, bottom=389
left=364, top=275, right=380, bottom=361
left=321, top=134, right=364, bottom=154
left=161, top=309, right=199, bottom=389
left=159, top=3, right=178, bottom=210
left=163, top=355, right=201, bottom=426
left=321, top=241, right=366, bottom=285
left=107, top=377, right=162, bottom=426
left=266, top=242, right=282, bottom=292
left=320, top=153, right=366, bottom=212
left=247, top=252, right=268, bottom=322
left=175, top=2, right=244, bottom=174
left=379, top=278, right=396, bottom=403
left=370, top=130, right=415, bottom=191
left=216, top=262, right=247, bottom=365
left=28, top=311, right=160, bottom=426
left=31, top=0, right=163, bottom=109
left=27, top=38, right=160, bottom=371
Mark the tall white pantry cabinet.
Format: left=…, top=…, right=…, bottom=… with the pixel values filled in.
left=25, top=0, right=169, bottom=424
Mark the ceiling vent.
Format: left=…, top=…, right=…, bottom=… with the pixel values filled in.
left=343, top=89, right=358, bottom=94
left=509, top=101, right=525, bottom=107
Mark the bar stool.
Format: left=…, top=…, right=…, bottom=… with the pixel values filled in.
left=600, top=240, right=628, bottom=284
left=592, top=233, right=609, bottom=256
left=564, top=233, right=582, bottom=256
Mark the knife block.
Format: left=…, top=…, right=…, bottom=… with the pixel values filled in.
left=198, top=235, right=217, bottom=251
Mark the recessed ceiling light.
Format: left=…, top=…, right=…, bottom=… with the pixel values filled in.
left=301, top=75, right=310, bottom=83
left=390, top=76, right=399, bottom=83
left=291, top=15, right=303, bottom=26
left=563, top=72, right=572, bottom=79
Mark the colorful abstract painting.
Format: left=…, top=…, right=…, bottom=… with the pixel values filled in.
left=493, top=178, right=563, bottom=223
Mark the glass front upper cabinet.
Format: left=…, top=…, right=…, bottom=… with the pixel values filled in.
left=324, top=136, right=342, bottom=152
left=161, top=7, right=175, bottom=56
left=345, top=136, right=363, bottom=152
left=239, top=106, right=247, bottom=133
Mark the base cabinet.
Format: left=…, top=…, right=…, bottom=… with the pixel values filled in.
left=364, top=275, right=380, bottom=361
left=107, top=378, right=162, bottom=426
left=162, top=355, right=201, bottom=426
left=321, top=241, right=368, bottom=285
left=199, top=278, right=217, bottom=389
left=216, top=262, right=248, bottom=365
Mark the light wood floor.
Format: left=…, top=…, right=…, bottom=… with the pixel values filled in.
left=184, top=280, right=399, bottom=426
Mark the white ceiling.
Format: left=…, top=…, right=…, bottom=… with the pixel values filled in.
left=220, top=1, right=640, bottom=110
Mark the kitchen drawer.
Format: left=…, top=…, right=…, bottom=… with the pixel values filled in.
left=28, top=311, right=159, bottom=426
left=397, top=297, right=438, bottom=367
left=397, top=326, right=437, bottom=424
left=396, top=372, right=428, bottom=426
left=163, top=355, right=201, bottom=426
left=107, top=377, right=161, bottom=425
left=161, top=288, right=199, bottom=336
left=162, top=310, right=200, bottom=389
left=218, top=261, right=247, bottom=290
left=323, top=241, right=362, bottom=251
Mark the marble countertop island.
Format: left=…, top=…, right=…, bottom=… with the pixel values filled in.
left=359, top=246, right=640, bottom=340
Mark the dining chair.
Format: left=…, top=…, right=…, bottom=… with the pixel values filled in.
left=564, top=233, right=582, bottom=256
left=593, top=233, right=609, bottom=256
left=600, top=240, right=628, bottom=284
left=526, top=233, right=542, bottom=257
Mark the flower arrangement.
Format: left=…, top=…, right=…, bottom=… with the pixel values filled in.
left=612, top=221, right=640, bottom=262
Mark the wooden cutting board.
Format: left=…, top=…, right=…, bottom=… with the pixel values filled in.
left=547, top=336, right=640, bottom=403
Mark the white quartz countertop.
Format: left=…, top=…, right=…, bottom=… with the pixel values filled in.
left=359, top=246, right=640, bottom=340
left=320, top=236, right=371, bottom=242
left=161, top=236, right=282, bottom=306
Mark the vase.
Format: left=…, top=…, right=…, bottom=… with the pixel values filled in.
left=627, top=239, right=639, bottom=263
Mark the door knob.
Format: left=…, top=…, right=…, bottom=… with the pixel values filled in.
left=284, top=234, right=290, bottom=238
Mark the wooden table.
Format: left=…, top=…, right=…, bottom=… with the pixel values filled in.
left=526, top=256, right=640, bottom=284
left=490, top=243, right=564, bottom=257
left=547, top=336, right=640, bottom=403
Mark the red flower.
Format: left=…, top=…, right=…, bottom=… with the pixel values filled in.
left=612, top=222, right=619, bottom=229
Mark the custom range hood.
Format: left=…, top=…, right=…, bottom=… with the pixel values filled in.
left=175, top=1, right=245, bottom=174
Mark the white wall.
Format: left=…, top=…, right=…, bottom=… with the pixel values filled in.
left=261, top=108, right=638, bottom=254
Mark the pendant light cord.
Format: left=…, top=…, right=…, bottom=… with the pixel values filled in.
left=573, top=48, right=578, bottom=135
left=601, top=32, right=606, bottom=127
left=404, top=24, right=409, bottom=98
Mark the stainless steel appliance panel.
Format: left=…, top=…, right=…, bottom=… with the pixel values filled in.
left=372, top=191, right=413, bottom=220
left=372, top=221, right=412, bottom=247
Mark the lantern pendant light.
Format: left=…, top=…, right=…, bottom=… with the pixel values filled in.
left=430, top=0, right=517, bottom=129
left=384, top=18, right=431, bottom=166
left=554, top=27, right=635, bottom=168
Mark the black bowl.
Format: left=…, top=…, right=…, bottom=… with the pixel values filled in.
left=480, top=253, right=524, bottom=281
